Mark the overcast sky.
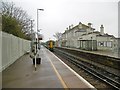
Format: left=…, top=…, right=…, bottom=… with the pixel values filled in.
left=5, top=0, right=119, bottom=42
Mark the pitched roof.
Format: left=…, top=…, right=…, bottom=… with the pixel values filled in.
left=81, top=31, right=100, bottom=36
left=71, top=23, right=94, bottom=30
left=96, top=33, right=115, bottom=38
left=64, top=22, right=95, bottom=34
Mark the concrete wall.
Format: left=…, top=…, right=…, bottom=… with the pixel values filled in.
left=0, top=32, right=30, bottom=72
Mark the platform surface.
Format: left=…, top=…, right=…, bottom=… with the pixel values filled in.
left=2, top=46, right=95, bottom=89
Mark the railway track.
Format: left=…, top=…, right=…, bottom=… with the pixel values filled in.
left=54, top=48, right=120, bottom=90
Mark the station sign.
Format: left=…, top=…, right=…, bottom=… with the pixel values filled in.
left=38, top=34, right=43, bottom=40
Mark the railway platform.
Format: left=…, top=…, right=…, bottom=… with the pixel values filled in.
left=62, top=47, right=119, bottom=58
left=2, top=46, right=95, bottom=89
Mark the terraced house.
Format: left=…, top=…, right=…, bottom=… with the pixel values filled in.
left=59, top=22, right=118, bottom=51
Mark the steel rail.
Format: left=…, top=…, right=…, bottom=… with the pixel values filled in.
left=54, top=48, right=120, bottom=90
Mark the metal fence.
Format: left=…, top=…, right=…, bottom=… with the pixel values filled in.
left=0, top=31, right=31, bottom=72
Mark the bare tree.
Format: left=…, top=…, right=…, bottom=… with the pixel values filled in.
left=2, top=1, right=33, bottom=35
left=53, top=32, right=62, bottom=41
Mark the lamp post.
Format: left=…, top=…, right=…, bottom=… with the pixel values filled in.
left=30, top=20, right=34, bottom=39
left=37, top=9, right=44, bottom=50
left=34, top=9, right=44, bottom=71
left=37, top=9, right=44, bottom=33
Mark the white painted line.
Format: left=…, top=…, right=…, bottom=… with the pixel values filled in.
left=46, top=47, right=96, bottom=89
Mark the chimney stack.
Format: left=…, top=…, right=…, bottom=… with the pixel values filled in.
left=79, top=22, right=82, bottom=25
left=78, top=22, right=82, bottom=29
left=88, top=23, right=92, bottom=28
left=100, top=25, right=104, bottom=35
left=86, top=23, right=92, bottom=34
left=69, top=26, right=71, bottom=29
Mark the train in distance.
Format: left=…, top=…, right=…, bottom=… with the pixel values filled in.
left=45, top=40, right=55, bottom=52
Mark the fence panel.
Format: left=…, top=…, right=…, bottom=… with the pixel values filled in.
left=0, top=32, right=30, bottom=72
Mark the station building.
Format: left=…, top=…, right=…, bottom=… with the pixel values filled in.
left=59, top=22, right=118, bottom=51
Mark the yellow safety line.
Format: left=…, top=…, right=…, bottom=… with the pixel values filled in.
left=45, top=52, right=69, bottom=90
left=49, top=60, right=68, bottom=89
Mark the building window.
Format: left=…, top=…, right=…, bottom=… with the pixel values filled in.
left=98, top=41, right=112, bottom=47
left=98, top=42, right=104, bottom=46
left=107, top=41, right=112, bottom=47
left=98, top=42, right=100, bottom=46
left=98, top=41, right=105, bottom=47
left=104, top=41, right=107, bottom=47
